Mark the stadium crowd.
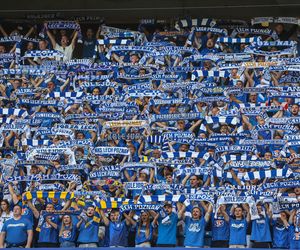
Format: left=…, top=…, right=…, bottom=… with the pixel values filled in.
left=0, top=16, right=299, bottom=249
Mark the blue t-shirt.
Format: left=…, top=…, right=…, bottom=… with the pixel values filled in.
left=135, top=223, right=153, bottom=245
left=58, top=224, right=77, bottom=243
left=77, top=219, right=99, bottom=243
left=156, top=212, right=178, bottom=245
left=184, top=217, right=206, bottom=247
left=38, top=215, right=59, bottom=243
left=109, top=220, right=129, bottom=247
left=1, top=217, right=32, bottom=244
left=83, top=38, right=96, bottom=58
left=289, top=225, right=300, bottom=250
left=22, top=206, right=34, bottom=227
left=272, top=219, right=289, bottom=249
left=211, top=213, right=229, bottom=241
left=229, top=218, right=247, bottom=245
left=250, top=215, right=272, bottom=242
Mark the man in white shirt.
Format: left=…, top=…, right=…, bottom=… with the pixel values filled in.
left=46, top=27, right=78, bottom=61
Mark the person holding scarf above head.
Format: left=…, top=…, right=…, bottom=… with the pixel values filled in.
left=181, top=203, right=213, bottom=248
left=250, top=202, right=272, bottom=248
left=211, top=204, right=230, bottom=248
left=27, top=201, right=59, bottom=248
left=223, top=204, right=251, bottom=248
left=99, top=208, right=133, bottom=247
left=76, top=205, right=100, bottom=248
left=271, top=211, right=290, bottom=249
left=152, top=201, right=185, bottom=247
left=46, top=22, right=78, bottom=62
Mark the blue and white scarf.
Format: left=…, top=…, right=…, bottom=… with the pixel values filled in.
left=0, top=108, right=29, bottom=118
left=150, top=112, right=204, bottom=122
left=92, top=147, right=130, bottom=156
left=242, top=168, right=293, bottom=181
left=175, top=18, right=216, bottom=30
left=54, top=123, right=98, bottom=131
left=191, top=70, right=230, bottom=80
left=21, top=139, right=52, bottom=147
left=23, top=50, right=64, bottom=58
left=43, top=21, right=83, bottom=42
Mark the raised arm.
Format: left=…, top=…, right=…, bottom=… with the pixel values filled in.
left=8, top=183, right=20, bottom=205
left=99, top=209, right=110, bottom=226
left=71, top=31, right=78, bottom=50
left=46, top=24, right=57, bottom=49
left=230, top=169, right=243, bottom=186
left=45, top=216, right=58, bottom=229
left=123, top=211, right=136, bottom=226
left=289, top=210, right=296, bottom=224
left=242, top=203, right=251, bottom=222
left=181, top=173, right=191, bottom=186
left=204, top=203, right=213, bottom=222
left=60, top=78, right=70, bottom=92
left=177, top=202, right=186, bottom=219
left=27, top=200, right=40, bottom=219
left=220, top=204, right=230, bottom=222
left=0, top=25, right=8, bottom=37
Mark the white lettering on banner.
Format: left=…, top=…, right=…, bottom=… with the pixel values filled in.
left=231, top=223, right=244, bottom=229
left=188, top=223, right=201, bottom=232
left=7, top=223, right=26, bottom=227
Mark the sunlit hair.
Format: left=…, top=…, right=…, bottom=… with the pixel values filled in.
left=59, top=215, right=73, bottom=237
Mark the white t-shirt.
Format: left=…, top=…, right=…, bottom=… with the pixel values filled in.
left=0, top=211, right=13, bottom=231
left=55, top=44, right=74, bottom=61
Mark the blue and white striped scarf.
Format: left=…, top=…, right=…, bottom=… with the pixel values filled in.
left=21, top=139, right=52, bottom=147
left=97, top=38, right=132, bottom=45
left=0, top=108, right=29, bottom=118
left=242, top=168, right=293, bottom=181
left=46, top=91, right=85, bottom=99
left=191, top=70, right=230, bottom=80
left=161, top=151, right=203, bottom=159
left=216, top=37, right=260, bottom=44
left=175, top=18, right=216, bottom=30
left=139, top=194, right=191, bottom=208
left=221, top=154, right=258, bottom=163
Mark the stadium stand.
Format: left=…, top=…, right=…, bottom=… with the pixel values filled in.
left=0, top=16, right=299, bottom=249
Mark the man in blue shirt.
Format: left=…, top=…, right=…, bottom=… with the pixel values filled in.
left=250, top=203, right=272, bottom=248
left=99, top=208, right=132, bottom=247
left=153, top=201, right=185, bottom=247
left=223, top=204, right=251, bottom=248
left=76, top=206, right=100, bottom=247
left=211, top=204, right=230, bottom=247
left=0, top=204, right=33, bottom=248
left=183, top=204, right=213, bottom=247
left=271, top=211, right=290, bottom=249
